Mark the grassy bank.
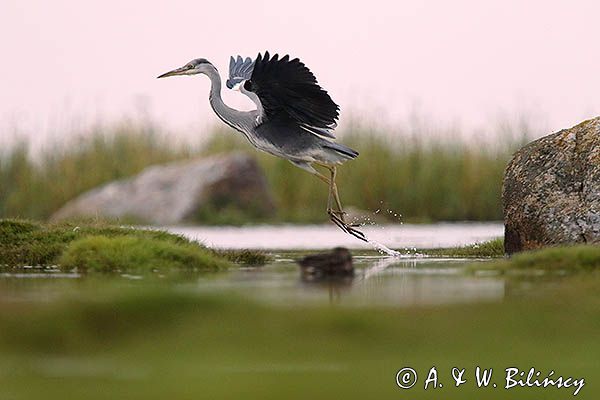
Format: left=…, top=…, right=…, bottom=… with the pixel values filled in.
left=422, top=239, right=600, bottom=273
left=1, top=121, right=529, bottom=224
left=422, top=237, right=505, bottom=257
left=470, top=244, right=600, bottom=273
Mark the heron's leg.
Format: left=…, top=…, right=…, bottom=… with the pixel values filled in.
left=324, top=166, right=350, bottom=224
left=327, top=166, right=346, bottom=221
left=310, top=169, right=351, bottom=233
left=311, top=170, right=334, bottom=214
left=323, top=166, right=368, bottom=242
left=309, top=165, right=367, bottom=241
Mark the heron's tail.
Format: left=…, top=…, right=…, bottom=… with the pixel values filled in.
left=323, top=142, right=359, bottom=160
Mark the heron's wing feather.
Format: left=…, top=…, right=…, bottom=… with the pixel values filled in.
left=298, top=124, right=336, bottom=139
left=227, top=55, right=255, bottom=89
left=246, top=52, right=339, bottom=133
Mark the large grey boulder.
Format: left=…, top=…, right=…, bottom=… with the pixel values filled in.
left=503, top=117, right=600, bottom=253
left=52, top=152, right=275, bottom=224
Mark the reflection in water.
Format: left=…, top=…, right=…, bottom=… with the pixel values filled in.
left=352, top=263, right=505, bottom=306
left=300, top=257, right=407, bottom=304
left=354, top=256, right=404, bottom=282
left=0, top=254, right=505, bottom=308
left=300, top=277, right=354, bottom=305
left=191, top=255, right=505, bottom=307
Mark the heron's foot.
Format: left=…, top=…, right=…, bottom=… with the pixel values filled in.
left=329, top=209, right=362, bottom=228
left=328, top=209, right=359, bottom=225
left=330, top=209, right=347, bottom=218
left=328, top=211, right=368, bottom=242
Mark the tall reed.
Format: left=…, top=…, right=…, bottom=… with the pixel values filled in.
left=203, top=124, right=528, bottom=222
left=0, top=123, right=192, bottom=220
left=1, top=121, right=530, bottom=223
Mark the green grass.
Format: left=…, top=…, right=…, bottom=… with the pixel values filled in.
left=203, top=128, right=520, bottom=223
left=421, top=240, right=600, bottom=271
left=0, top=219, right=268, bottom=271
left=211, top=248, right=271, bottom=265
left=0, top=274, right=598, bottom=399
left=0, top=123, right=194, bottom=221
left=423, top=238, right=505, bottom=257
left=0, top=120, right=530, bottom=224
left=471, top=244, right=600, bottom=273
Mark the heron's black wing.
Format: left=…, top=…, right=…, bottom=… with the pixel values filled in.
left=245, top=52, right=339, bottom=134
left=227, top=55, right=254, bottom=89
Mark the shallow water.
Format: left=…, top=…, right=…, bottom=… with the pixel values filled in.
left=0, top=253, right=505, bottom=307
left=0, top=226, right=595, bottom=400
left=166, top=222, right=503, bottom=250
left=0, top=223, right=507, bottom=307
left=190, top=253, right=504, bottom=307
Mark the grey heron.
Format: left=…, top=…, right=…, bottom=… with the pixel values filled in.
left=158, top=52, right=366, bottom=241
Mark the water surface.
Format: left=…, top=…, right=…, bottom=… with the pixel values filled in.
left=167, top=222, right=503, bottom=250
left=0, top=223, right=507, bottom=307
left=1, top=224, right=596, bottom=400
left=190, top=253, right=504, bottom=307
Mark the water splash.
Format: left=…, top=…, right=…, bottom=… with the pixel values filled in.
left=367, top=238, right=402, bottom=257
left=350, top=204, right=408, bottom=257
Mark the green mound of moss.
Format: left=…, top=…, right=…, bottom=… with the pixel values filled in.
left=0, top=219, right=241, bottom=272
left=59, top=235, right=229, bottom=273
left=0, top=219, right=185, bottom=267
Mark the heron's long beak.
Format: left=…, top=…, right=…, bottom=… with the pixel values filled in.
left=157, top=66, right=187, bottom=79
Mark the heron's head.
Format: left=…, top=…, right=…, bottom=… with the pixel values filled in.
left=157, top=58, right=215, bottom=79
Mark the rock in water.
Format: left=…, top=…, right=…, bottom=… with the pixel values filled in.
left=503, top=118, right=600, bottom=253
left=51, top=153, right=275, bottom=225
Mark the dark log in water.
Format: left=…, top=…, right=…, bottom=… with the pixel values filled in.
left=297, top=247, right=354, bottom=278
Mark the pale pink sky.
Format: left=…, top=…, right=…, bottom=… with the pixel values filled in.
left=1, top=0, right=600, bottom=144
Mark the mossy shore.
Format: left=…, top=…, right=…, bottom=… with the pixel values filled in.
left=421, top=238, right=505, bottom=257
left=0, top=219, right=269, bottom=272
left=421, top=238, right=600, bottom=274
left=469, top=244, right=600, bottom=273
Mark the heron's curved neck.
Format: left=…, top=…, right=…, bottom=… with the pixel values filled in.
left=204, top=67, right=245, bottom=129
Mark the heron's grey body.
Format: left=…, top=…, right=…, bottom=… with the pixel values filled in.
left=203, top=61, right=356, bottom=173
left=158, top=52, right=366, bottom=241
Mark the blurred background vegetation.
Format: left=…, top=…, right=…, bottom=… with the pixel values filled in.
left=0, top=118, right=534, bottom=224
